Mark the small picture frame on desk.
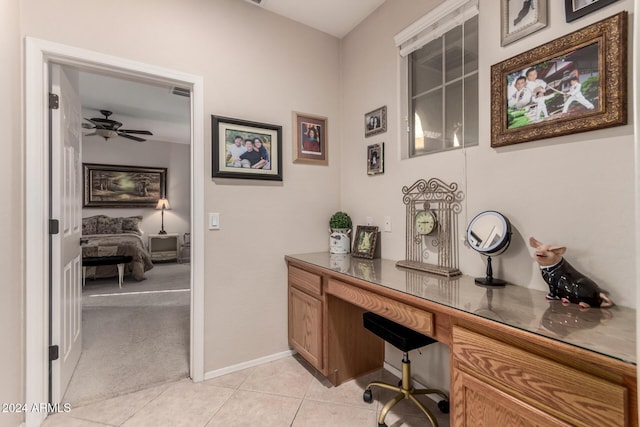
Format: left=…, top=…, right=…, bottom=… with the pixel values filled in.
left=352, top=226, right=379, bottom=259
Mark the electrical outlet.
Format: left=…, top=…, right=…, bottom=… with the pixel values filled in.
left=384, top=216, right=392, bottom=232
left=366, top=216, right=373, bottom=226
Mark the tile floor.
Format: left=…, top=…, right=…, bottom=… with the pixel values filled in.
left=43, top=355, right=450, bottom=427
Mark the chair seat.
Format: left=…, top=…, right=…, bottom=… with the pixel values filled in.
left=363, top=311, right=436, bottom=352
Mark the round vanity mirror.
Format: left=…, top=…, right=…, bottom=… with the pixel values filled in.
left=467, top=211, right=512, bottom=286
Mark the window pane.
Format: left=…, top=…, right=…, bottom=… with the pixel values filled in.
left=464, top=15, right=479, bottom=74
left=413, top=89, right=443, bottom=154
left=445, top=81, right=462, bottom=149
left=445, top=26, right=463, bottom=82
left=464, top=74, right=478, bottom=146
left=411, top=38, right=442, bottom=95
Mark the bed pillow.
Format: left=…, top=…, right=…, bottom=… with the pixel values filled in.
left=82, top=216, right=98, bottom=235
left=96, top=215, right=123, bottom=234
left=122, top=216, right=143, bottom=236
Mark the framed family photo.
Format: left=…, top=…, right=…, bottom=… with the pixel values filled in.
left=491, top=12, right=627, bottom=148
left=501, top=0, right=548, bottom=46
left=565, top=0, right=619, bottom=22
left=293, top=112, right=328, bottom=165
left=364, top=106, right=386, bottom=138
left=367, top=143, right=384, bottom=175
left=352, top=226, right=379, bottom=259
left=212, top=115, right=282, bottom=181
left=83, top=163, right=166, bottom=208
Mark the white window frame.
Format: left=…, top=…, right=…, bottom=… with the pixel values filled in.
left=395, top=0, right=479, bottom=158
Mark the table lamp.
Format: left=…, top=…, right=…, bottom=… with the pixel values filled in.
left=156, top=198, right=171, bottom=235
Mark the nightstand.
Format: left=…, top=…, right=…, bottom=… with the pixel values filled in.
left=148, top=233, right=180, bottom=262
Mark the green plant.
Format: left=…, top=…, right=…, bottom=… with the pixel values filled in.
left=329, top=211, right=352, bottom=229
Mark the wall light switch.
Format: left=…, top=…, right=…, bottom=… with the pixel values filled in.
left=209, top=212, right=220, bottom=230
left=384, top=216, right=392, bottom=232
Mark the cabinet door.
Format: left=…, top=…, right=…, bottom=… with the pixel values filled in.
left=288, top=286, right=323, bottom=371
left=451, top=369, right=571, bottom=427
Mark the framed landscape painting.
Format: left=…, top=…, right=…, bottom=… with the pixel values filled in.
left=83, top=163, right=166, bottom=208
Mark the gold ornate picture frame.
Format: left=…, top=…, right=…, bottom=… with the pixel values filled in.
left=491, top=12, right=627, bottom=148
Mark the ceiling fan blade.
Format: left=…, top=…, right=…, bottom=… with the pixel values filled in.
left=81, top=122, right=95, bottom=129
left=118, top=129, right=153, bottom=135
left=84, top=132, right=97, bottom=137
left=83, top=118, right=108, bottom=129
left=118, top=133, right=146, bottom=142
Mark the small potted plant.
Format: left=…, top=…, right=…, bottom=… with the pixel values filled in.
left=329, top=211, right=352, bottom=254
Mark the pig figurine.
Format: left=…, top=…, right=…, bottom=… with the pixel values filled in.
left=529, top=237, right=613, bottom=309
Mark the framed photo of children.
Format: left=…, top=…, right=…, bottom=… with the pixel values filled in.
left=565, top=0, right=619, bottom=23
left=501, top=0, right=548, bottom=46
left=292, top=112, right=328, bottom=165
left=212, top=115, right=282, bottom=181
left=364, top=106, right=386, bottom=138
left=367, top=143, right=384, bottom=175
left=490, top=12, right=627, bottom=148
left=352, top=226, right=379, bottom=259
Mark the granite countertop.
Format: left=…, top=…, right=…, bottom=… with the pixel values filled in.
left=286, top=252, right=637, bottom=365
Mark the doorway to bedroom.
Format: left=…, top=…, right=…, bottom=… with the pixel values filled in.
left=60, top=67, right=192, bottom=406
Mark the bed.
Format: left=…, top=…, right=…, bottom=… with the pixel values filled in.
left=82, top=215, right=153, bottom=281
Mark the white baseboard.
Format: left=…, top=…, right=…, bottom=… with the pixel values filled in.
left=203, top=350, right=296, bottom=381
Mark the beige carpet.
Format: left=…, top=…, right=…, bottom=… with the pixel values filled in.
left=63, top=263, right=191, bottom=407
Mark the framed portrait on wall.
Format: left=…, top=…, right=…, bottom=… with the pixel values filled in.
left=364, top=106, right=387, bottom=138
left=211, top=115, right=282, bottom=181
left=565, top=0, right=619, bottom=22
left=491, top=12, right=627, bottom=147
left=501, top=0, right=548, bottom=46
left=367, top=143, right=384, bottom=175
left=292, top=112, right=328, bottom=165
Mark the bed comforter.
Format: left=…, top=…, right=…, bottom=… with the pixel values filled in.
left=82, top=233, right=153, bottom=281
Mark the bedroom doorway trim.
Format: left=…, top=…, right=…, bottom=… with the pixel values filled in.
left=25, top=37, right=205, bottom=427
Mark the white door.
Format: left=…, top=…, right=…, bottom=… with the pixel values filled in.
left=50, top=64, right=83, bottom=403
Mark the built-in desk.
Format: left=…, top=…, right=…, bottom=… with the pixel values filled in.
left=286, top=252, right=637, bottom=427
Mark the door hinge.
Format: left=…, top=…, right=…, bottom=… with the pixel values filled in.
left=49, top=219, right=59, bottom=235
left=49, top=345, right=59, bottom=361
left=49, top=93, right=59, bottom=109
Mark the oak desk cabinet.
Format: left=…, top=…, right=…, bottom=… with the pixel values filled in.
left=286, top=253, right=637, bottom=427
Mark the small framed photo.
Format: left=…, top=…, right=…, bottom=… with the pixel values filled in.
left=293, top=112, right=328, bottom=165
left=491, top=12, right=627, bottom=147
left=352, top=226, right=379, bottom=259
left=501, top=0, right=548, bottom=46
left=565, top=0, right=619, bottom=22
left=212, top=115, right=282, bottom=181
left=364, top=106, right=386, bottom=138
left=367, top=143, right=384, bottom=175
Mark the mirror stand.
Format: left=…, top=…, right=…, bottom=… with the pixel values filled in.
left=475, top=255, right=507, bottom=286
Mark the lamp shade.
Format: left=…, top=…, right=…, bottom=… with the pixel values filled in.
left=156, top=198, right=171, bottom=210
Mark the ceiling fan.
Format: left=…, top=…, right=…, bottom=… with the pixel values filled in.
left=82, top=110, right=153, bottom=142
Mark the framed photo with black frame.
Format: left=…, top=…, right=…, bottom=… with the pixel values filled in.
left=367, top=143, right=384, bottom=175
left=491, top=12, right=627, bottom=148
left=352, top=225, right=379, bottom=259
left=565, top=0, right=619, bottom=22
left=212, top=115, right=282, bottom=181
left=501, top=0, right=548, bottom=46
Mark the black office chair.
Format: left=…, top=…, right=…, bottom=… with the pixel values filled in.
left=362, top=311, right=449, bottom=427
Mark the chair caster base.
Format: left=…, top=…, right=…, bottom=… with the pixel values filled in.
left=363, top=389, right=373, bottom=403
left=438, top=399, right=450, bottom=414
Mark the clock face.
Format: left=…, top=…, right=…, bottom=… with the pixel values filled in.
left=415, top=210, right=437, bottom=235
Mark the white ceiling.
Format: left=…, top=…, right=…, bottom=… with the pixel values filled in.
left=79, top=0, right=383, bottom=145
left=247, top=0, right=386, bottom=38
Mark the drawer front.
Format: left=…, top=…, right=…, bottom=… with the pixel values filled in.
left=289, top=265, right=322, bottom=296
left=452, top=326, right=627, bottom=427
left=326, top=278, right=433, bottom=336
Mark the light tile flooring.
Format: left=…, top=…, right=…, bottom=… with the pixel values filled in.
left=44, top=354, right=450, bottom=427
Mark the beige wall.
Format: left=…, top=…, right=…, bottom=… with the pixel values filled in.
left=0, top=0, right=23, bottom=424
left=82, top=138, right=191, bottom=238
left=19, top=0, right=342, bottom=376
left=340, top=0, right=636, bottom=390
